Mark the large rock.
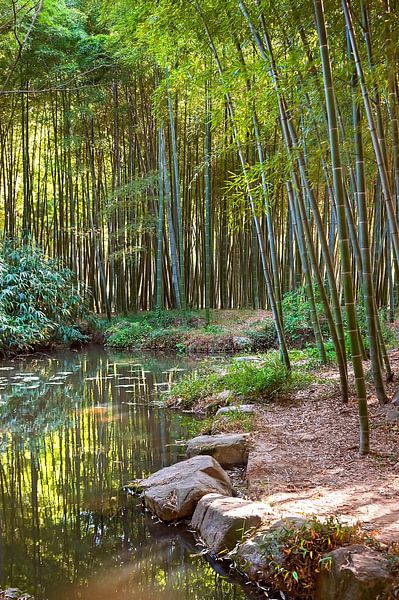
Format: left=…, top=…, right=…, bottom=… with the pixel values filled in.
left=315, top=544, right=393, bottom=600
left=139, top=455, right=233, bottom=522
left=191, top=493, right=268, bottom=553
left=186, top=433, right=250, bottom=467
left=216, top=404, right=257, bottom=417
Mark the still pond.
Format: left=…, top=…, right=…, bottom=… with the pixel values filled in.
left=0, top=346, right=268, bottom=600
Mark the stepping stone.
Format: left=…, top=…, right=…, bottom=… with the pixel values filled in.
left=191, top=493, right=268, bottom=553
left=134, top=455, right=233, bottom=522
left=186, top=433, right=250, bottom=467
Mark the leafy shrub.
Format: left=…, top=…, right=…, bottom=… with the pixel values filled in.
left=252, top=516, right=360, bottom=598
left=245, top=319, right=277, bottom=350
left=202, top=324, right=223, bottom=335
left=105, top=320, right=154, bottom=347
left=104, top=310, right=203, bottom=349
left=146, top=327, right=185, bottom=349
left=167, top=367, right=222, bottom=408
left=289, top=342, right=337, bottom=369
left=281, top=285, right=398, bottom=358
left=208, top=410, right=254, bottom=434
left=0, top=241, right=89, bottom=354
left=282, top=286, right=328, bottom=344
left=355, top=304, right=397, bottom=351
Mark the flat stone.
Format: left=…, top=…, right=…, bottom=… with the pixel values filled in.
left=139, top=455, right=233, bottom=522
left=315, top=544, right=393, bottom=600
left=191, top=493, right=268, bottom=553
left=204, top=390, right=234, bottom=416
left=216, top=404, right=257, bottom=417
left=234, top=356, right=262, bottom=363
left=186, top=433, right=250, bottom=467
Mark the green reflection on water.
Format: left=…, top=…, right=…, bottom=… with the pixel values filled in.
left=0, top=347, right=261, bottom=600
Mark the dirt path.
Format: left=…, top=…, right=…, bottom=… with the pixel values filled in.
left=247, top=355, right=399, bottom=543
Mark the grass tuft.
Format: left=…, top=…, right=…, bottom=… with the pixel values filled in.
left=166, top=352, right=313, bottom=410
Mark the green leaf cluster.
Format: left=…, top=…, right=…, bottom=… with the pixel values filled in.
left=0, top=240, right=89, bottom=354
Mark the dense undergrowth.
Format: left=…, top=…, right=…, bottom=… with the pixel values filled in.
left=103, top=309, right=277, bottom=353
left=103, top=285, right=397, bottom=358
left=2, top=242, right=396, bottom=365
left=0, top=241, right=93, bottom=355
left=166, top=352, right=314, bottom=410
left=234, top=517, right=362, bottom=600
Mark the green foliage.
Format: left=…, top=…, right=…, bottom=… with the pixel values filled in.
left=244, top=319, right=277, bottom=350
left=168, top=367, right=222, bottom=409
left=146, top=327, right=186, bottom=352
left=0, top=241, right=89, bottom=354
left=282, top=286, right=328, bottom=344
left=181, top=410, right=255, bottom=436
left=202, top=324, right=223, bottom=335
left=167, top=353, right=312, bottom=409
left=208, top=410, right=254, bottom=434
left=282, top=286, right=398, bottom=359
left=355, top=304, right=398, bottom=351
left=104, top=310, right=204, bottom=349
left=222, top=356, right=289, bottom=398
left=105, top=320, right=154, bottom=347
left=255, top=516, right=360, bottom=598
left=289, top=343, right=336, bottom=369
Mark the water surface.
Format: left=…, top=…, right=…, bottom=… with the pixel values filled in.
left=0, top=347, right=265, bottom=600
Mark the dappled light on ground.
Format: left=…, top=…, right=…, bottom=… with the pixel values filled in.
left=248, top=365, right=399, bottom=543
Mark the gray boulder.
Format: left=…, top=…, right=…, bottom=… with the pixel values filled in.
left=235, top=356, right=263, bottom=363
left=186, top=433, right=250, bottom=467
left=315, top=544, right=393, bottom=600
left=191, top=493, right=268, bottom=553
left=216, top=404, right=257, bottom=417
left=139, top=455, right=233, bottom=522
left=204, top=390, right=234, bottom=416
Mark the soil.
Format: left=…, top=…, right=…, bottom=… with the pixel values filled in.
left=246, top=352, right=399, bottom=544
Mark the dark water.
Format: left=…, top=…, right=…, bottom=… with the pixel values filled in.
left=0, top=347, right=266, bottom=600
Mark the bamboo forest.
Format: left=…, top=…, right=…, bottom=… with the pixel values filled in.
left=0, top=0, right=399, bottom=599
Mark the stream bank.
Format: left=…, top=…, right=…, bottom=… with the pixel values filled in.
left=134, top=417, right=398, bottom=599
left=0, top=347, right=263, bottom=600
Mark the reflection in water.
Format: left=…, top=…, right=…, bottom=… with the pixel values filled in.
left=0, top=347, right=262, bottom=600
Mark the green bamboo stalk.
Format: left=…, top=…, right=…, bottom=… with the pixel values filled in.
left=286, top=179, right=327, bottom=363
left=165, top=64, right=185, bottom=310
left=196, top=0, right=290, bottom=368
left=160, top=125, right=181, bottom=309
left=343, top=0, right=399, bottom=272
left=315, top=0, right=369, bottom=453
left=156, top=125, right=164, bottom=311
left=204, top=81, right=212, bottom=324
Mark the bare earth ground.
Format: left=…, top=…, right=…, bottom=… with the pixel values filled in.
left=247, top=351, right=399, bottom=544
